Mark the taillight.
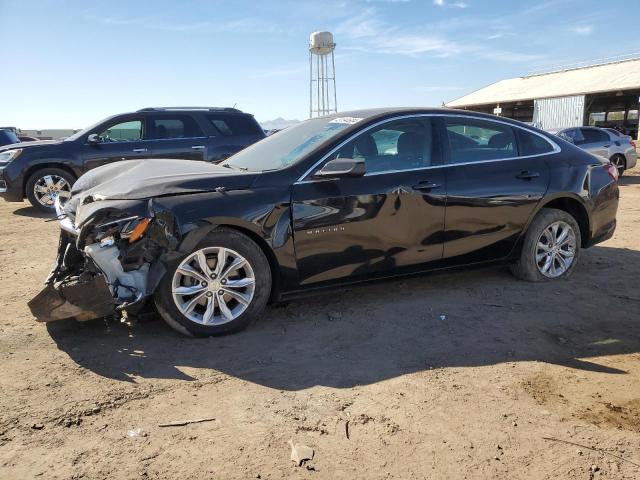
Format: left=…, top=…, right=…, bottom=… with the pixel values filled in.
left=631, top=139, right=637, bottom=149
left=604, top=163, right=619, bottom=182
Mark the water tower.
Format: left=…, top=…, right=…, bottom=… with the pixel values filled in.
left=309, top=31, right=337, bottom=118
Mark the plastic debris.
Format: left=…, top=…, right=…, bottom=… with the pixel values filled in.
left=289, top=439, right=314, bottom=466
left=127, top=427, right=148, bottom=438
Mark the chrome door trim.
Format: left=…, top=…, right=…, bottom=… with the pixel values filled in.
left=295, top=113, right=561, bottom=184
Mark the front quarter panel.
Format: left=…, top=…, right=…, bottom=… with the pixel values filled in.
left=150, top=187, right=298, bottom=292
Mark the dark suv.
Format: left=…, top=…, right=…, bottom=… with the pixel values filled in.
left=0, top=107, right=265, bottom=211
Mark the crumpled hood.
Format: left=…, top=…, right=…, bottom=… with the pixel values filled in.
left=70, top=158, right=258, bottom=201
left=0, top=139, right=62, bottom=152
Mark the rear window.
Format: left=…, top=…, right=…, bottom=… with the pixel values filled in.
left=207, top=114, right=261, bottom=136
left=517, top=129, right=554, bottom=156
left=445, top=117, right=516, bottom=164
left=580, top=128, right=609, bottom=144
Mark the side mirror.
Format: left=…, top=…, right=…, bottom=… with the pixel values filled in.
left=313, top=158, right=366, bottom=179
left=87, top=133, right=100, bottom=145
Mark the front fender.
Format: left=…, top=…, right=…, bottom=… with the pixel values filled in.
left=148, top=188, right=299, bottom=295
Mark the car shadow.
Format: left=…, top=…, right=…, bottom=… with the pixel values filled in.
left=47, top=245, right=640, bottom=389
left=619, top=175, right=640, bottom=186
left=12, top=204, right=55, bottom=218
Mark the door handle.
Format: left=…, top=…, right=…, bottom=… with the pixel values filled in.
left=516, top=170, right=540, bottom=180
left=412, top=180, right=441, bottom=191
left=191, top=145, right=206, bottom=150
left=132, top=148, right=148, bottom=153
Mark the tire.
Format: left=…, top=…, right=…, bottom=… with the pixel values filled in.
left=25, top=167, right=75, bottom=212
left=154, top=227, right=271, bottom=337
left=610, top=154, right=626, bottom=177
left=510, top=208, right=581, bottom=282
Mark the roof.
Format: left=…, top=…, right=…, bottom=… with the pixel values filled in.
left=446, top=58, right=640, bottom=108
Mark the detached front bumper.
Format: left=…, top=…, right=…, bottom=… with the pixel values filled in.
left=28, top=274, right=115, bottom=322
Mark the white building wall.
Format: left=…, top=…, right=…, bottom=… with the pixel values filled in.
left=533, top=95, right=585, bottom=130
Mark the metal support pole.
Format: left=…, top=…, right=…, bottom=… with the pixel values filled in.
left=331, top=51, right=337, bottom=113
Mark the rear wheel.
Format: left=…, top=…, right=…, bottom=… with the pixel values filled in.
left=155, top=228, right=271, bottom=336
left=25, top=167, right=75, bottom=212
left=510, top=208, right=581, bottom=282
left=610, top=154, right=626, bottom=177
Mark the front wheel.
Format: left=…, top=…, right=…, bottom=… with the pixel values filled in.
left=155, top=228, right=271, bottom=336
left=510, top=208, right=581, bottom=282
left=25, top=167, right=75, bottom=212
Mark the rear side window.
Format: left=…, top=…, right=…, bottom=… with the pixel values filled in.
left=580, top=128, right=609, bottom=144
left=516, top=129, right=554, bottom=156
left=207, top=115, right=261, bottom=136
left=150, top=116, right=204, bottom=139
left=445, top=117, right=517, bottom=164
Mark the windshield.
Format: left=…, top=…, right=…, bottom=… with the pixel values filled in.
left=64, top=117, right=115, bottom=142
left=222, top=116, right=360, bottom=171
left=0, top=129, right=20, bottom=145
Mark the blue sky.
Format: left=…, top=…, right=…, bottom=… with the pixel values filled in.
left=0, top=0, right=637, bottom=128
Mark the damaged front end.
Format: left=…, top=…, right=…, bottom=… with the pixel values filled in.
left=28, top=196, right=179, bottom=323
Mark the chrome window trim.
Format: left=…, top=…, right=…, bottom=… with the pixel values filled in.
left=85, top=136, right=208, bottom=146
left=295, top=113, right=561, bottom=184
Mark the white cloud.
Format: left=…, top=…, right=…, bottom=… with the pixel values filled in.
left=433, top=0, right=468, bottom=7
left=571, top=25, right=593, bottom=35
left=335, top=8, right=538, bottom=62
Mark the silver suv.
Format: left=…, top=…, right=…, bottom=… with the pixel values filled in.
left=554, top=126, right=637, bottom=176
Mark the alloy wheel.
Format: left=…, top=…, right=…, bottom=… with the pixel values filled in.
left=611, top=156, right=625, bottom=174
left=171, top=247, right=256, bottom=326
left=33, top=174, right=71, bottom=208
left=535, top=221, right=576, bottom=278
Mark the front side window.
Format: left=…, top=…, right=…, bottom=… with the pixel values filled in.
left=561, top=128, right=584, bottom=144
left=150, top=116, right=204, bottom=139
left=97, top=120, right=143, bottom=142
left=445, top=117, right=516, bottom=164
left=332, top=118, right=434, bottom=174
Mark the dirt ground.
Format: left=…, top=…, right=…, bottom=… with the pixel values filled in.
left=1, top=169, right=640, bottom=480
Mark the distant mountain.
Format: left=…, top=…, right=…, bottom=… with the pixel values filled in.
left=260, top=117, right=301, bottom=131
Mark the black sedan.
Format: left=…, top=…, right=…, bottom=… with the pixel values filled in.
left=29, top=108, right=619, bottom=337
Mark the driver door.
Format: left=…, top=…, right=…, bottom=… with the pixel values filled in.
left=291, top=116, right=446, bottom=286
left=81, top=117, right=151, bottom=172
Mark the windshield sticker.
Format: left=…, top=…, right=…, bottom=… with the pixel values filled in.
left=329, top=117, right=363, bottom=125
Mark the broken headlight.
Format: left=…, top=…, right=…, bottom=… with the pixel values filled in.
left=94, top=216, right=152, bottom=244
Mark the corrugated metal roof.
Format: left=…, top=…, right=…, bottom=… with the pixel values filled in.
left=446, top=58, right=640, bottom=107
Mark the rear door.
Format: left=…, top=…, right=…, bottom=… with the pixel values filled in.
left=147, top=114, right=208, bottom=161
left=577, top=128, right=610, bottom=160
left=81, top=117, right=150, bottom=171
left=291, top=116, right=446, bottom=286
left=441, top=116, right=552, bottom=264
